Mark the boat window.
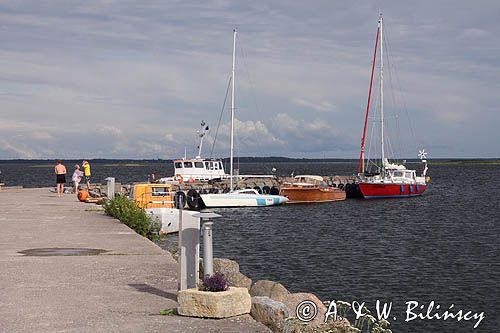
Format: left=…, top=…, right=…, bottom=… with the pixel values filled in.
left=405, top=172, right=412, bottom=178
left=151, top=187, right=169, bottom=196
left=174, top=162, right=182, bottom=168
left=393, top=171, right=403, bottom=177
left=213, top=162, right=218, bottom=170
left=195, top=162, right=204, bottom=168
left=208, top=162, right=214, bottom=170
left=184, top=161, right=193, bottom=168
left=219, top=161, right=223, bottom=169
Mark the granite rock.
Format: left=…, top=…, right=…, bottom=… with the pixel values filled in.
left=177, top=287, right=251, bottom=318
left=250, top=280, right=290, bottom=302
left=251, top=296, right=290, bottom=332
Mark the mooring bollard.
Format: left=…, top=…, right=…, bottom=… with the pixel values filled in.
left=202, top=221, right=214, bottom=276
left=105, top=177, right=115, bottom=199
left=193, top=212, right=221, bottom=277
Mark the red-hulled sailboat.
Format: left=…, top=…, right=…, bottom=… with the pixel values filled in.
left=357, top=15, right=429, bottom=199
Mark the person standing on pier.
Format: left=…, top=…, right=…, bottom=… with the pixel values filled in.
left=71, top=164, right=83, bottom=194
left=82, top=160, right=91, bottom=190
left=54, top=160, right=66, bottom=197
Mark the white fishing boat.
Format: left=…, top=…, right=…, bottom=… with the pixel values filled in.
left=200, top=29, right=288, bottom=208
left=159, top=121, right=229, bottom=183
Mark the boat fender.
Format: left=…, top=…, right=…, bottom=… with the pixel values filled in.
left=253, top=186, right=262, bottom=194
left=174, top=191, right=186, bottom=209
left=186, top=189, right=200, bottom=210
left=262, top=186, right=271, bottom=194
left=400, top=185, right=404, bottom=193
left=426, top=176, right=431, bottom=183
left=409, top=185, right=413, bottom=193
left=416, top=185, right=419, bottom=192
left=270, top=186, right=279, bottom=195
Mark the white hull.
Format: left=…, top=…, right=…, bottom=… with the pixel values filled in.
left=145, top=208, right=199, bottom=234
left=200, top=191, right=288, bottom=208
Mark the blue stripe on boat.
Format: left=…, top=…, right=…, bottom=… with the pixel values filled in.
left=273, top=197, right=280, bottom=205
left=256, top=198, right=266, bottom=206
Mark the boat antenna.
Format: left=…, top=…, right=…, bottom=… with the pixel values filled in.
left=196, top=120, right=209, bottom=159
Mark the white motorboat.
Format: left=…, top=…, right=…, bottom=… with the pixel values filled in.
left=200, top=189, right=288, bottom=207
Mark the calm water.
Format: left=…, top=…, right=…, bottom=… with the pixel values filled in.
left=1, top=160, right=498, bottom=332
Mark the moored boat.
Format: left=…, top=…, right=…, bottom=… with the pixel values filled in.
left=357, top=15, right=429, bottom=199
left=199, top=29, right=288, bottom=208
left=280, top=175, right=346, bottom=203
left=200, top=188, right=288, bottom=207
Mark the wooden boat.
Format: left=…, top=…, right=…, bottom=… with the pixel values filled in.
left=280, top=175, right=346, bottom=203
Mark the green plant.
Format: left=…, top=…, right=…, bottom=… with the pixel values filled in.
left=104, top=195, right=162, bottom=241
left=159, top=308, right=176, bottom=316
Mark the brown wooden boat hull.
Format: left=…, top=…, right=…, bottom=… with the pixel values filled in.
left=280, top=186, right=346, bottom=203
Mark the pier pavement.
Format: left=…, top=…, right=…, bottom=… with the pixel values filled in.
left=0, top=187, right=269, bottom=332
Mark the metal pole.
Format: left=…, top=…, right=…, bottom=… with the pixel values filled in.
left=202, top=221, right=214, bottom=276
left=105, top=177, right=115, bottom=199
left=230, top=29, right=236, bottom=191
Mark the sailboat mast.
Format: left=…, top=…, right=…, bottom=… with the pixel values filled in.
left=379, top=15, right=385, bottom=173
left=357, top=22, right=380, bottom=175
left=230, top=29, right=236, bottom=191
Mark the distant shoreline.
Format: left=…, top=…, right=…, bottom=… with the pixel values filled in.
left=0, top=157, right=499, bottom=165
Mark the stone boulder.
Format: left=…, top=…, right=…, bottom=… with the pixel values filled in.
left=200, top=258, right=252, bottom=290
left=250, top=280, right=290, bottom=302
left=251, top=296, right=290, bottom=332
left=177, top=287, right=251, bottom=318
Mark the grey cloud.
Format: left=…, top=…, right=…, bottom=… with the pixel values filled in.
left=0, top=0, right=499, bottom=159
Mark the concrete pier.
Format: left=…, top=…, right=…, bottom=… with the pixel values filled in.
left=0, top=188, right=269, bottom=332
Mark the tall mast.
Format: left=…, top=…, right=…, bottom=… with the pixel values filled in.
left=230, top=29, right=236, bottom=191
left=357, top=20, right=380, bottom=175
left=379, top=15, right=385, bottom=173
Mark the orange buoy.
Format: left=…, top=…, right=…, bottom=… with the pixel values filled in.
left=77, top=190, right=89, bottom=202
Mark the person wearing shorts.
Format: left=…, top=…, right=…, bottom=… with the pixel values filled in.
left=54, top=160, right=67, bottom=197
left=82, top=160, right=91, bottom=190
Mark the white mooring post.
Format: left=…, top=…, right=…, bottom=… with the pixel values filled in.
left=178, top=197, right=202, bottom=291
left=105, top=177, right=115, bottom=199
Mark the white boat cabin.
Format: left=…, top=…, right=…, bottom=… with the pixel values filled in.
left=173, top=158, right=228, bottom=181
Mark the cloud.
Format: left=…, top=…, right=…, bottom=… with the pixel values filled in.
left=0, top=1, right=499, bottom=159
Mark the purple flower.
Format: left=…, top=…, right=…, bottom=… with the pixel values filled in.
left=201, top=272, right=229, bottom=292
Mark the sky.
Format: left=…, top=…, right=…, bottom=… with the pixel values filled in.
left=0, top=0, right=499, bottom=159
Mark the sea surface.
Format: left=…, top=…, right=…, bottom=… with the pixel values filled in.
left=0, top=160, right=498, bottom=332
